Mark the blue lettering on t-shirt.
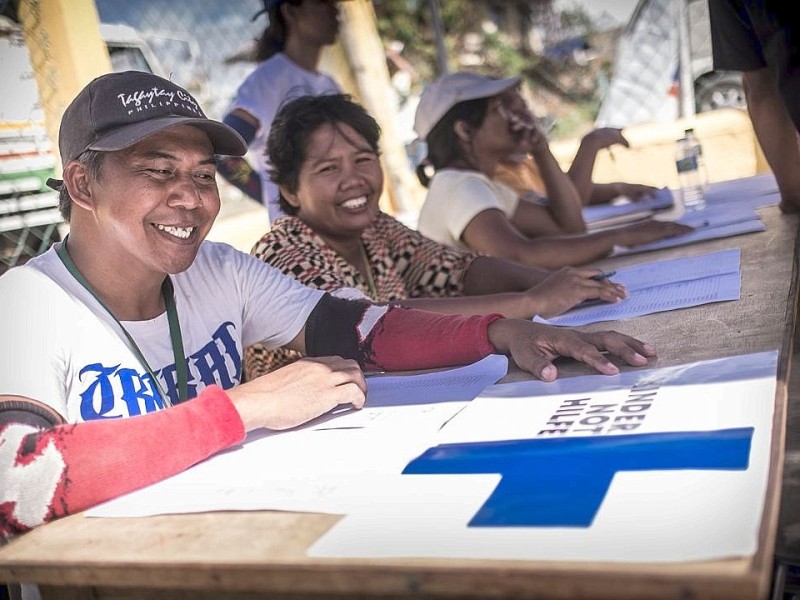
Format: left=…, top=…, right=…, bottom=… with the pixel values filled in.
left=190, top=322, right=240, bottom=391
left=116, top=367, right=166, bottom=415
left=78, top=321, right=243, bottom=419
left=79, top=363, right=123, bottom=420
left=403, top=428, right=753, bottom=527
left=79, top=363, right=162, bottom=420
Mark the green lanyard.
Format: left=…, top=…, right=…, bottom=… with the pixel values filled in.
left=56, top=238, right=189, bottom=404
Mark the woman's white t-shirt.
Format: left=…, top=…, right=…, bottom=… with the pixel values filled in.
left=417, top=169, right=520, bottom=250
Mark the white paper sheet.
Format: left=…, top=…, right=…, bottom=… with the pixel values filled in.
left=611, top=248, right=739, bottom=291
left=535, top=249, right=741, bottom=326
left=703, top=173, right=779, bottom=204
left=309, top=351, right=777, bottom=563
left=676, top=204, right=761, bottom=228
left=583, top=187, right=674, bottom=229
left=612, top=218, right=765, bottom=256
left=87, top=355, right=508, bottom=518
left=309, top=354, right=509, bottom=430
left=583, top=187, right=674, bottom=221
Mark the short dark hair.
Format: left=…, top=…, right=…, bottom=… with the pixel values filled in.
left=57, top=150, right=105, bottom=222
left=267, top=93, right=382, bottom=215
left=416, top=96, right=490, bottom=188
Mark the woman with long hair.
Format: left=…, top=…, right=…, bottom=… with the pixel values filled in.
left=414, top=72, right=693, bottom=269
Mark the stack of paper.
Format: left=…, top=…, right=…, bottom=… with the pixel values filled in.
left=583, top=187, right=675, bottom=231
left=609, top=175, right=777, bottom=256
left=536, top=248, right=741, bottom=326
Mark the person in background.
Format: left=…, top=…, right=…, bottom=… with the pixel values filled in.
left=244, top=93, right=629, bottom=376
left=495, top=126, right=660, bottom=208
left=218, top=0, right=344, bottom=223
left=708, top=0, right=800, bottom=213
left=413, top=71, right=693, bottom=269
left=0, top=71, right=657, bottom=546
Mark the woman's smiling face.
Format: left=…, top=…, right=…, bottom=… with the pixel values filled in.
left=282, top=122, right=383, bottom=243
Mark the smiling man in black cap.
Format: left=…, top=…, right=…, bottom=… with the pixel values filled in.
left=0, top=70, right=655, bottom=546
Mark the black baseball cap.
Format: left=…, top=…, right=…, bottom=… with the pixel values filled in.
left=47, top=71, right=246, bottom=189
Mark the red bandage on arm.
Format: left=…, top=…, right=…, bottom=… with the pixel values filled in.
left=0, top=386, right=244, bottom=537
left=362, top=307, right=504, bottom=371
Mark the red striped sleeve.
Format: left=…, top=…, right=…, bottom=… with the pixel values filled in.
left=361, top=307, right=503, bottom=371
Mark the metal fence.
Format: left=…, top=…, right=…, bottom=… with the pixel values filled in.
left=95, top=0, right=265, bottom=121
left=1, top=16, right=62, bottom=273
left=1, top=1, right=267, bottom=272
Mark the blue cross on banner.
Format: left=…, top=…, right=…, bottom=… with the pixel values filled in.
left=403, top=428, right=753, bottom=527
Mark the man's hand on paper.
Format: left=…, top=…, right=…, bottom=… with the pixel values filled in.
left=230, top=356, right=367, bottom=431
left=487, top=319, right=656, bottom=381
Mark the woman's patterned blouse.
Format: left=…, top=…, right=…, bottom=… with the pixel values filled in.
left=245, top=212, right=480, bottom=378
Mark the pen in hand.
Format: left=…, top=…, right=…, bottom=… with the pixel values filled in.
left=576, top=271, right=620, bottom=309
left=590, top=270, right=617, bottom=281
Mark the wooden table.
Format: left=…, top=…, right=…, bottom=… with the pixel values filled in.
left=2, top=178, right=799, bottom=600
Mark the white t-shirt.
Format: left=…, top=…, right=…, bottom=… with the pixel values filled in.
left=417, top=169, right=521, bottom=250
left=0, top=241, right=324, bottom=423
left=226, top=53, right=341, bottom=223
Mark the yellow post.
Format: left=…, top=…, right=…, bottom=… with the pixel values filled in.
left=17, top=0, right=111, bottom=169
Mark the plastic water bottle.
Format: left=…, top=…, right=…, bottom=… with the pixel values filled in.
left=684, top=127, right=709, bottom=190
left=675, top=137, right=706, bottom=212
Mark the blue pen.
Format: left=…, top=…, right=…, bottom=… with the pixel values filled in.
left=577, top=270, right=620, bottom=308
left=590, top=270, right=617, bottom=281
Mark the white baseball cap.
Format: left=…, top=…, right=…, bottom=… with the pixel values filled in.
left=413, top=72, right=522, bottom=141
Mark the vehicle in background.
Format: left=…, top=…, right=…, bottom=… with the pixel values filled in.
left=595, top=0, right=744, bottom=129
left=0, top=18, right=165, bottom=273
left=687, top=0, right=745, bottom=113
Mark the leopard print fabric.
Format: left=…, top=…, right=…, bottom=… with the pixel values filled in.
left=245, top=212, right=479, bottom=378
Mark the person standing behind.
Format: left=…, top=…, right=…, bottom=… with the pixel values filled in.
left=708, top=0, right=800, bottom=213
left=218, top=0, right=344, bottom=223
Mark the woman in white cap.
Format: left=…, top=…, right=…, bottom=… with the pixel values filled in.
left=413, top=72, right=692, bottom=269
